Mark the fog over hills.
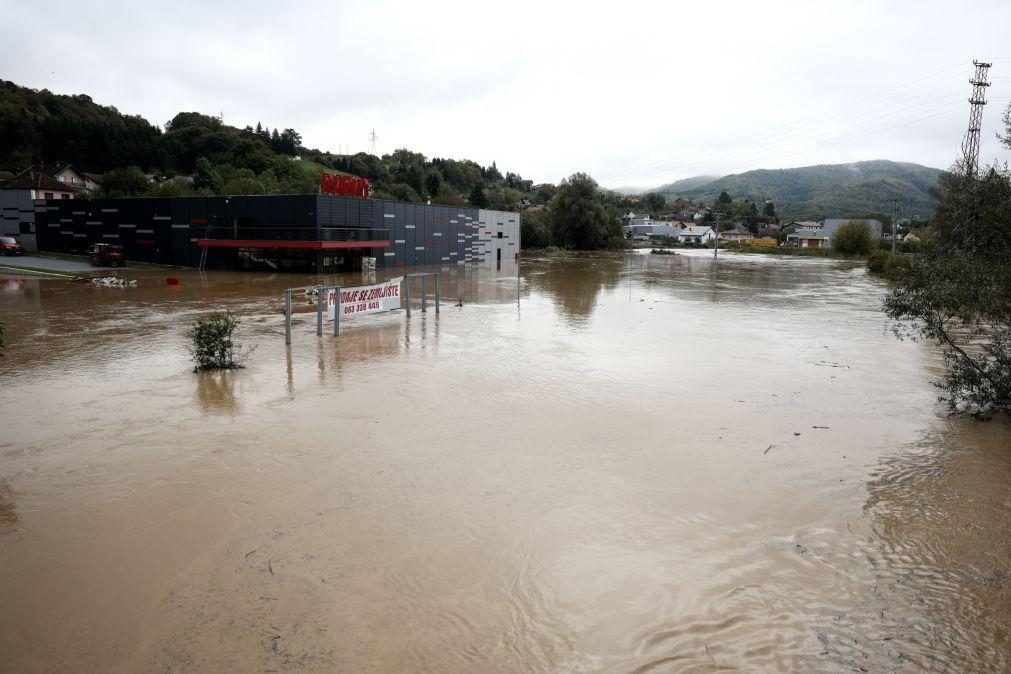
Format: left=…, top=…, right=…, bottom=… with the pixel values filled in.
left=641, top=160, right=944, bottom=220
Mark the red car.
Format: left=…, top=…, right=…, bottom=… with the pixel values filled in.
left=0, top=236, right=25, bottom=256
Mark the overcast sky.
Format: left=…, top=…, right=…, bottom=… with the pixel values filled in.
left=5, top=1, right=1011, bottom=189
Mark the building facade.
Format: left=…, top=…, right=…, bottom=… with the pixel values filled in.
left=34, top=194, right=520, bottom=271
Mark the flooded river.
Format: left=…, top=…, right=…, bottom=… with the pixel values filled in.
left=1, top=251, right=1009, bottom=672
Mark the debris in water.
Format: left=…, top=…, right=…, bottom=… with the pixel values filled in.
left=79, top=276, right=137, bottom=288
left=763, top=444, right=774, bottom=455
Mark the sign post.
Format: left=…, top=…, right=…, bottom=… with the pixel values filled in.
left=316, top=285, right=324, bottom=336
left=333, top=286, right=341, bottom=336
left=284, top=289, right=292, bottom=345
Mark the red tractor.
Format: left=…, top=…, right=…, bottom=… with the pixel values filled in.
left=88, top=243, right=126, bottom=267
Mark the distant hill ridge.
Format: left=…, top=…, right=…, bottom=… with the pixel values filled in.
left=652, top=160, right=943, bottom=220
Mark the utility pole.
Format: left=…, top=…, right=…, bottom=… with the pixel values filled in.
left=713, top=211, right=721, bottom=258
left=891, top=200, right=899, bottom=258
left=961, top=60, right=991, bottom=179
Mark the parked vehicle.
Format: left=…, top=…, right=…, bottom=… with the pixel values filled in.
left=0, top=236, right=25, bottom=256
left=88, top=243, right=126, bottom=267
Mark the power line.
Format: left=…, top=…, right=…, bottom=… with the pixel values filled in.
left=604, top=77, right=973, bottom=185
left=961, top=60, right=992, bottom=178
left=603, top=66, right=974, bottom=183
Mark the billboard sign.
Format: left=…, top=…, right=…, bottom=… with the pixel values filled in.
left=321, top=173, right=371, bottom=198
left=327, top=276, right=403, bottom=320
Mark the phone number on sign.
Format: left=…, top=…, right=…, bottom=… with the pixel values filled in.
left=343, top=301, right=381, bottom=314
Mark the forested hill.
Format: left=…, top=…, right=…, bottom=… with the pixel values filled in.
left=656, top=160, right=944, bottom=220
left=0, top=79, right=542, bottom=208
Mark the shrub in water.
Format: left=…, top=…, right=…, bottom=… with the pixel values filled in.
left=190, top=314, right=245, bottom=370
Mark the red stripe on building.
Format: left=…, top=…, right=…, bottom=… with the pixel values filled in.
left=195, top=240, right=390, bottom=249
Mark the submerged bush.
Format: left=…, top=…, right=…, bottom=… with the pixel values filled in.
left=189, top=314, right=246, bottom=370
left=867, top=250, right=913, bottom=279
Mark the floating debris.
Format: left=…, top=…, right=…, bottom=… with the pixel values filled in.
left=86, top=276, right=137, bottom=288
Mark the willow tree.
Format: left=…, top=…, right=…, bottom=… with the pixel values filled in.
left=883, top=120, right=1011, bottom=416
left=550, top=173, right=622, bottom=250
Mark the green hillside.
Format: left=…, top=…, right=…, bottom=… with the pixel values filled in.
left=0, top=79, right=541, bottom=210
left=655, top=160, right=943, bottom=220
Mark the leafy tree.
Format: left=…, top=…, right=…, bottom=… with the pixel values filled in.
left=640, top=192, right=666, bottom=216
left=832, top=219, right=876, bottom=255
left=100, top=165, right=149, bottom=196
left=521, top=207, right=552, bottom=248
left=193, top=156, right=222, bottom=192
left=883, top=121, right=1011, bottom=416
left=763, top=200, right=777, bottom=218
left=469, top=184, right=489, bottom=208
left=549, top=173, right=622, bottom=250
left=424, top=170, right=442, bottom=198
left=717, top=190, right=732, bottom=204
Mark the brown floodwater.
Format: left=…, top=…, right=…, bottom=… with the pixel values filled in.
left=0, top=251, right=1008, bottom=673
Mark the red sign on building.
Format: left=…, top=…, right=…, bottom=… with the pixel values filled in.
left=321, top=173, right=371, bottom=198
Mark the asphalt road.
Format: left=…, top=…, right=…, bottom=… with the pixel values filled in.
left=0, top=255, right=116, bottom=273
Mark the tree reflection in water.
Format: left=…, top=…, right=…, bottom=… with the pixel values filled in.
left=195, top=369, right=239, bottom=414
left=522, top=256, right=625, bottom=322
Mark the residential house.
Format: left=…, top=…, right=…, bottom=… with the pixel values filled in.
left=786, top=227, right=830, bottom=248
left=677, top=226, right=716, bottom=244
left=47, top=164, right=103, bottom=191
left=719, top=229, right=754, bottom=243
left=0, top=167, right=75, bottom=200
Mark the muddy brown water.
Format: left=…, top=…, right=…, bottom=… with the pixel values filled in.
left=1, top=251, right=1008, bottom=673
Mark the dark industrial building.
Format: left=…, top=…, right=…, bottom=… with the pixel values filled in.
left=32, top=194, right=520, bottom=271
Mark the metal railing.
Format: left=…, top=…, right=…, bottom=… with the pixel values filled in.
left=198, top=226, right=389, bottom=242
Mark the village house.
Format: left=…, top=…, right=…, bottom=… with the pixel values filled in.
left=719, top=228, right=754, bottom=243
left=786, top=228, right=830, bottom=248
left=676, top=226, right=716, bottom=244
left=0, top=167, right=76, bottom=200
left=47, top=164, right=103, bottom=192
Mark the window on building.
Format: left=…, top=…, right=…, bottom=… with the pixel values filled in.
left=497, top=232, right=503, bottom=239
left=44, top=192, right=54, bottom=199
left=19, top=222, right=32, bottom=234
left=58, top=175, right=65, bottom=183
left=61, top=194, right=70, bottom=200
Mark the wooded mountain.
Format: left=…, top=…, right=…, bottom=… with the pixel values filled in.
left=654, top=160, right=943, bottom=220
left=0, top=79, right=539, bottom=209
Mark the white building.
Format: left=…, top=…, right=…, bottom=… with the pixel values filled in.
left=677, top=226, right=716, bottom=244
